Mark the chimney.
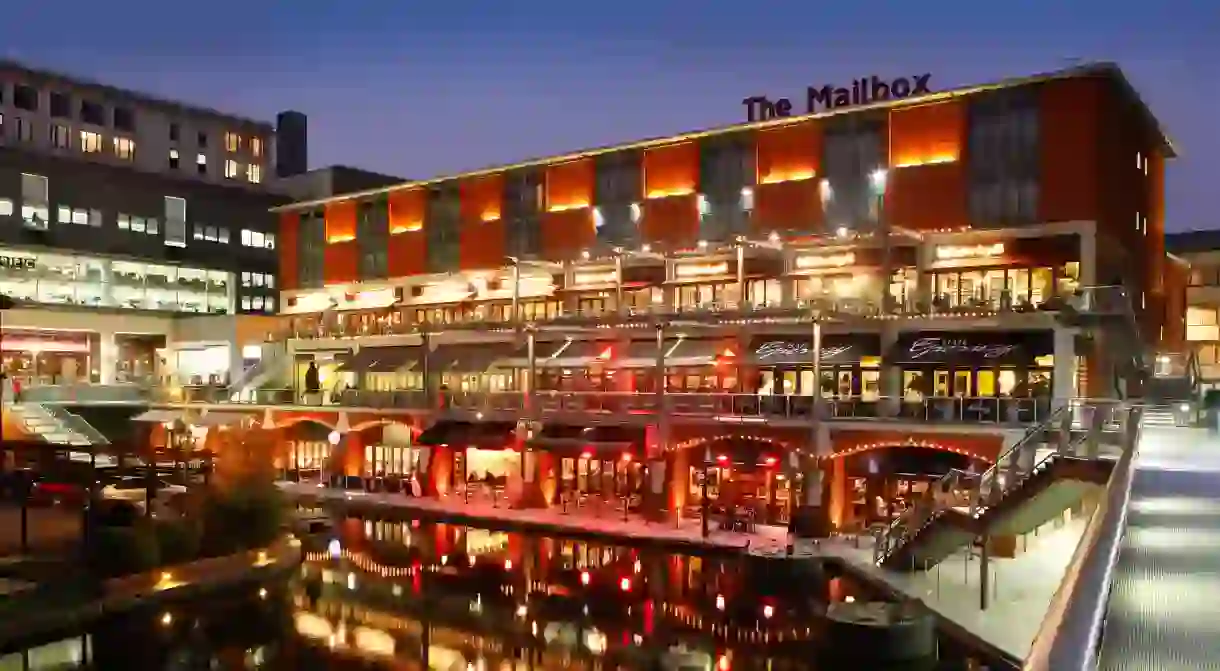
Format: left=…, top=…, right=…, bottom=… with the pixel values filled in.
left=275, top=110, right=308, bottom=178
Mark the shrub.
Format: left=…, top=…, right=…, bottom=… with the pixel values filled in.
left=87, top=526, right=160, bottom=578
left=199, top=480, right=284, bottom=557
left=153, top=519, right=201, bottom=565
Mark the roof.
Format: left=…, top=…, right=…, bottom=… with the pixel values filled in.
left=272, top=61, right=1176, bottom=214
left=0, top=59, right=274, bottom=131
left=1166, top=230, right=1220, bottom=255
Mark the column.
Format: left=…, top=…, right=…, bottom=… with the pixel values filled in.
left=880, top=326, right=902, bottom=418
left=99, top=331, right=118, bottom=385
left=795, top=320, right=832, bottom=538
left=1078, top=228, right=1097, bottom=287
left=1052, top=326, right=1077, bottom=402
left=915, top=241, right=934, bottom=310
left=516, top=330, right=549, bottom=508
left=651, top=323, right=671, bottom=519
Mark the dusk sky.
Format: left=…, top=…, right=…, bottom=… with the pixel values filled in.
left=8, top=1, right=1216, bottom=231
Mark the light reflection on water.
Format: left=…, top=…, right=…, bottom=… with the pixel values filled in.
left=0, top=515, right=994, bottom=670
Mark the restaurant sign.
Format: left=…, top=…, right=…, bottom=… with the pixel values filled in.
left=743, top=73, right=933, bottom=122
left=755, top=341, right=852, bottom=362
left=748, top=335, right=881, bottom=365
left=888, top=331, right=1053, bottom=366
left=906, top=338, right=1016, bottom=360
left=0, top=255, right=36, bottom=271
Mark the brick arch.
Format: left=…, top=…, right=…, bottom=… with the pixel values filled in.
left=828, top=432, right=1002, bottom=464
left=674, top=433, right=791, bottom=453
left=349, top=419, right=420, bottom=436
left=274, top=415, right=336, bottom=431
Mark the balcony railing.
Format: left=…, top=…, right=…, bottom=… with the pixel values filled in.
left=277, top=291, right=1071, bottom=341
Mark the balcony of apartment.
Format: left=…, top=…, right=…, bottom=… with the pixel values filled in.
left=273, top=232, right=1081, bottom=345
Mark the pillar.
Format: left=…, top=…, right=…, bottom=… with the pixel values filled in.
left=880, top=326, right=902, bottom=418
left=667, top=447, right=690, bottom=520
left=915, top=240, right=934, bottom=309
left=514, top=448, right=553, bottom=509
left=828, top=455, right=848, bottom=531
left=795, top=425, right=833, bottom=537
left=1052, top=327, right=1077, bottom=404
left=427, top=446, right=454, bottom=496
left=99, top=331, right=118, bottom=385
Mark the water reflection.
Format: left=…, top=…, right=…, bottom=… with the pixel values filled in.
left=0, top=515, right=996, bottom=670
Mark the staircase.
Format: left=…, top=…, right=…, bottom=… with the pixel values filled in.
left=1141, top=405, right=1184, bottom=428
left=226, top=344, right=289, bottom=402
left=874, top=404, right=1127, bottom=571
left=8, top=402, right=110, bottom=446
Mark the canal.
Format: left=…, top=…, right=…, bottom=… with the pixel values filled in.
left=0, top=512, right=1006, bottom=670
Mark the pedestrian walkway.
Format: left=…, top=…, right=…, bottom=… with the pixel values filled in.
left=1097, top=425, right=1220, bottom=671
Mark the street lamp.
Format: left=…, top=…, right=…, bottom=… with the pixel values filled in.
left=870, top=168, right=892, bottom=313
left=326, top=430, right=340, bottom=488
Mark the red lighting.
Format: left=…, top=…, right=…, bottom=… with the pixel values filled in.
left=580, top=451, right=594, bottom=460
left=763, top=604, right=774, bottom=619
left=764, top=456, right=778, bottom=467
left=718, top=654, right=731, bottom=671
left=597, top=347, right=613, bottom=360
left=504, top=559, right=513, bottom=570
left=580, top=570, right=591, bottom=586
left=721, top=348, right=736, bottom=358
left=716, top=454, right=729, bottom=463
left=620, top=577, right=632, bottom=592
left=621, top=453, right=632, bottom=462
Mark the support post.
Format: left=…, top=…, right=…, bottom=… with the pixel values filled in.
left=979, top=536, right=991, bottom=610
left=614, top=254, right=625, bottom=317
left=735, top=242, right=746, bottom=309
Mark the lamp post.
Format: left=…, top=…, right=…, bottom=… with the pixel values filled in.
left=870, top=169, right=891, bottom=313
left=326, top=430, right=340, bottom=489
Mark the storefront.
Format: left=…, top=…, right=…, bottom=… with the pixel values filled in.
left=688, top=438, right=789, bottom=526
left=528, top=425, right=646, bottom=505
left=928, top=238, right=1080, bottom=311
left=747, top=334, right=884, bottom=413
left=1, top=329, right=94, bottom=384
left=414, top=420, right=519, bottom=492
left=560, top=261, right=666, bottom=316
left=0, top=249, right=234, bottom=314
left=889, top=330, right=1056, bottom=422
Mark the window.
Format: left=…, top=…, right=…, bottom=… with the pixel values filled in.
left=14, top=117, right=33, bottom=143
left=50, top=124, right=70, bottom=149
left=164, top=196, right=187, bottom=247
left=117, top=214, right=161, bottom=235
left=196, top=154, right=207, bottom=175
left=13, top=85, right=38, bottom=111
left=248, top=163, right=262, bottom=184
left=224, top=159, right=240, bottom=179
left=1187, top=307, right=1219, bottom=342
left=225, top=132, right=240, bottom=152
left=49, top=92, right=71, bottom=118
left=241, top=271, right=276, bottom=287
left=0, top=199, right=13, bottom=217
left=88, top=209, right=102, bottom=227
left=241, top=229, right=267, bottom=248
left=80, top=100, right=105, bottom=126
left=251, top=137, right=263, bottom=157
left=169, top=123, right=180, bottom=142
left=20, top=173, right=49, bottom=230
left=218, top=227, right=230, bottom=244
left=113, top=137, right=136, bottom=161
left=197, top=131, right=208, bottom=148
left=113, top=107, right=135, bottom=132
left=80, top=131, right=103, bottom=153
left=169, top=148, right=180, bottom=170
left=56, top=206, right=92, bottom=226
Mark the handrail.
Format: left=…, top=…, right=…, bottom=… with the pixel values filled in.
left=873, top=402, right=1068, bottom=566
left=45, top=404, right=111, bottom=445
left=971, top=403, right=1069, bottom=516
left=1023, top=404, right=1142, bottom=671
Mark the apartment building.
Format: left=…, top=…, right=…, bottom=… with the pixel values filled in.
left=1167, top=230, right=1217, bottom=385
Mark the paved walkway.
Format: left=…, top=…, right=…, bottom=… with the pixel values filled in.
left=281, top=480, right=1087, bottom=663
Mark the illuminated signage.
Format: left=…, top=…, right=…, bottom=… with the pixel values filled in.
left=0, top=256, right=36, bottom=271
left=572, top=271, right=617, bottom=286
left=743, top=74, right=932, bottom=122
left=906, top=338, right=1016, bottom=360
left=754, top=341, right=852, bottom=362
left=674, top=262, right=729, bottom=279
left=794, top=253, right=855, bottom=270
left=935, top=243, right=1005, bottom=260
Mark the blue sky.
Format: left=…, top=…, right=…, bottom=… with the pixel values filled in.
left=7, top=0, right=1216, bottom=230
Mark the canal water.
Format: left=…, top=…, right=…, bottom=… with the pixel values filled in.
left=0, top=512, right=1006, bottom=670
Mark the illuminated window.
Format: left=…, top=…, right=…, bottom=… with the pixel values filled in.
left=224, top=159, right=240, bottom=179
left=196, top=153, right=207, bottom=176
left=248, top=163, right=262, bottom=184
left=168, top=148, right=179, bottom=169
left=113, top=137, right=136, bottom=161
left=251, top=137, right=263, bottom=157
left=50, top=124, right=70, bottom=149
left=79, top=131, right=103, bottom=153
left=225, top=132, right=240, bottom=152
left=0, top=199, right=13, bottom=217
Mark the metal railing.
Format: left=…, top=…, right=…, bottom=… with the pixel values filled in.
left=44, top=404, right=111, bottom=445
left=871, top=401, right=1115, bottom=566
left=278, top=291, right=1072, bottom=341
left=17, top=383, right=152, bottom=404
left=1022, top=405, right=1143, bottom=671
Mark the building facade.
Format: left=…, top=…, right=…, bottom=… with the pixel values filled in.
left=0, top=60, right=295, bottom=394
left=1167, top=230, right=1215, bottom=385
left=198, top=63, right=1180, bottom=536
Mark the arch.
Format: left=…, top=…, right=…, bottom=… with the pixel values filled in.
left=274, top=415, right=336, bottom=431
left=349, top=418, right=420, bottom=435
left=674, top=433, right=791, bottom=453
left=827, top=438, right=995, bottom=464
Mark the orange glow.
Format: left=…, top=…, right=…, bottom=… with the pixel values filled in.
left=621, top=453, right=632, bottom=462
left=326, top=234, right=356, bottom=244
left=389, top=189, right=426, bottom=236
left=580, top=450, right=593, bottom=460
left=547, top=202, right=589, bottom=213
left=758, top=169, right=816, bottom=185
left=893, top=155, right=958, bottom=169
left=580, top=570, right=591, bottom=586
left=721, top=348, right=736, bottom=358
left=597, top=347, right=613, bottom=360
left=504, top=559, right=513, bottom=570
left=645, top=187, right=695, bottom=199
left=461, top=174, right=503, bottom=224
left=620, top=577, right=632, bottom=592
left=643, top=142, right=696, bottom=198
left=389, top=222, right=422, bottom=234
left=324, top=200, right=358, bottom=242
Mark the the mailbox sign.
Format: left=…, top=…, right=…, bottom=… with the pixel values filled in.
left=0, top=256, right=35, bottom=271
left=743, top=74, right=932, bottom=122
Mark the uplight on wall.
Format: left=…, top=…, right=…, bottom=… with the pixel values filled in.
left=795, top=253, right=856, bottom=270
left=935, top=243, right=1005, bottom=260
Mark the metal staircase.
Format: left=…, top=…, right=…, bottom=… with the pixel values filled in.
left=225, top=345, right=290, bottom=402
left=8, top=402, right=110, bottom=446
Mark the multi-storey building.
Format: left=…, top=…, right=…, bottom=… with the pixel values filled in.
left=1167, top=230, right=1217, bottom=386
left=0, top=60, right=306, bottom=397
left=182, top=63, right=1181, bottom=538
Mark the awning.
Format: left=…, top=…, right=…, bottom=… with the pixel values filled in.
left=132, top=409, right=183, bottom=423
left=415, top=421, right=517, bottom=450
left=189, top=412, right=252, bottom=427
left=886, top=331, right=1054, bottom=366
left=747, top=334, right=882, bottom=366
left=430, top=343, right=515, bottom=373
left=527, top=424, right=645, bottom=453
left=662, top=338, right=736, bottom=367
left=363, top=346, right=424, bottom=373
left=492, top=340, right=578, bottom=369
